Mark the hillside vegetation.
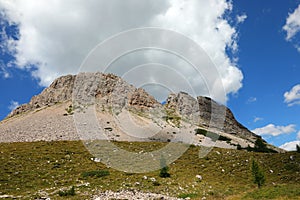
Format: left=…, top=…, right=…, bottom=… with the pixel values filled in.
left=0, top=141, right=300, bottom=199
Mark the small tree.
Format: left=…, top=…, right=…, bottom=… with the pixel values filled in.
left=159, top=156, right=170, bottom=178
left=237, top=144, right=242, bottom=150
left=296, top=144, right=300, bottom=153
left=251, top=159, right=265, bottom=188
left=254, top=138, right=267, bottom=152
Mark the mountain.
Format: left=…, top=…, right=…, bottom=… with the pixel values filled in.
left=0, top=72, right=281, bottom=152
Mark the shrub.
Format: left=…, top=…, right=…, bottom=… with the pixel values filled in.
left=159, top=156, right=170, bottom=178
left=194, top=128, right=231, bottom=142
left=194, top=128, right=207, bottom=136
left=58, top=186, right=75, bottom=196
left=218, top=135, right=231, bottom=142
left=82, top=170, right=110, bottom=178
left=254, top=138, right=267, bottom=152
left=64, top=105, right=74, bottom=115
left=245, top=138, right=277, bottom=153
left=153, top=181, right=161, bottom=186
left=237, top=144, right=242, bottom=150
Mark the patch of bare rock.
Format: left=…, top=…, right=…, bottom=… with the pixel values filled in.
left=93, top=190, right=183, bottom=200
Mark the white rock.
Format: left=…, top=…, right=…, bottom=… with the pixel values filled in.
left=150, top=177, right=156, bottom=182
left=196, top=175, right=202, bottom=181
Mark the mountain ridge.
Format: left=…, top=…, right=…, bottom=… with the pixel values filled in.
left=1, top=72, right=281, bottom=152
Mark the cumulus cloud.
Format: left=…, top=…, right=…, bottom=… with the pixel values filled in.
left=279, top=140, right=300, bottom=151
left=237, top=14, right=247, bottom=24
left=283, top=4, right=300, bottom=52
left=279, top=131, right=300, bottom=151
left=284, top=84, right=300, bottom=106
left=283, top=4, right=300, bottom=40
left=8, top=100, right=19, bottom=111
left=0, top=0, right=244, bottom=103
left=252, top=124, right=296, bottom=136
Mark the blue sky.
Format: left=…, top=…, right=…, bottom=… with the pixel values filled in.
left=0, top=0, right=300, bottom=150
left=228, top=0, right=300, bottom=150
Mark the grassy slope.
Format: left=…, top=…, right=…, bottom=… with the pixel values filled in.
left=0, top=141, right=300, bottom=200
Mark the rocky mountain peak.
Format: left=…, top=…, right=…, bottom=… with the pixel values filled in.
left=3, top=72, right=275, bottom=151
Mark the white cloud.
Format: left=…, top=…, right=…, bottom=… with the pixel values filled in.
left=252, top=124, right=296, bottom=136
left=0, top=65, right=10, bottom=79
left=247, top=97, right=257, bottom=103
left=297, top=131, right=300, bottom=140
left=8, top=100, right=19, bottom=111
left=254, top=117, right=263, bottom=123
left=279, top=141, right=300, bottom=151
left=284, top=84, right=300, bottom=106
left=283, top=4, right=300, bottom=52
left=237, top=14, right=247, bottom=24
left=0, top=0, right=244, bottom=103
left=283, top=4, right=300, bottom=41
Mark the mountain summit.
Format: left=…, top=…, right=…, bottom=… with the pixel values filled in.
left=1, top=72, right=281, bottom=152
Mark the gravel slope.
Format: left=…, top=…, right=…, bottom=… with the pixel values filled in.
left=0, top=102, right=79, bottom=143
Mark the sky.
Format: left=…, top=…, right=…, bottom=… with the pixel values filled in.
left=0, top=0, right=300, bottom=151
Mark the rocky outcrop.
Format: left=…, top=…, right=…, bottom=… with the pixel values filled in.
left=166, top=92, right=198, bottom=117
left=7, top=74, right=76, bottom=117
left=129, top=88, right=159, bottom=108
left=198, top=96, right=258, bottom=140
left=72, top=72, right=160, bottom=114
left=165, top=92, right=257, bottom=141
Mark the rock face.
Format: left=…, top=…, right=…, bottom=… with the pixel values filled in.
left=165, top=92, right=257, bottom=141
left=3, top=72, right=263, bottom=148
left=129, top=88, right=159, bottom=108
left=197, top=96, right=257, bottom=141
left=8, top=74, right=76, bottom=117
left=71, top=72, right=160, bottom=114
